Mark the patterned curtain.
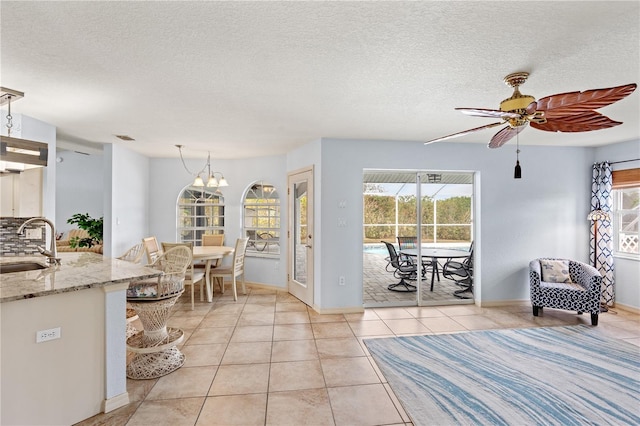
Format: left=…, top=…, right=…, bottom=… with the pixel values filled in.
left=590, top=162, right=614, bottom=307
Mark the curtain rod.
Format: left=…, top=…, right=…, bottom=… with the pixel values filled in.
left=609, top=158, right=640, bottom=165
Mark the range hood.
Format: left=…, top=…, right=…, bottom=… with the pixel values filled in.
left=0, top=87, right=48, bottom=170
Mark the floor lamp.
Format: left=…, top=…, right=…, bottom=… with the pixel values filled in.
left=587, top=206, right=611, bottom=312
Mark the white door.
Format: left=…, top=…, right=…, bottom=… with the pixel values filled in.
left=287, top=167, right=314, bottom=306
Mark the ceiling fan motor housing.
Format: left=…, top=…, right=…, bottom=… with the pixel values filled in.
left=500, top=72, right=536, bottom=127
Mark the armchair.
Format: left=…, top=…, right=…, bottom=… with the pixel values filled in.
left=529, top=258, right=602, bottom=326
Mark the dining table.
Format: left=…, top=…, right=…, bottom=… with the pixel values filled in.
left=192, top=245, right=235, bottom=302
left=399, top=248, right=470, bottom=291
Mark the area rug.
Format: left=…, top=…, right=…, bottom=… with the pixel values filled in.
left=364, top=326, right=640, bottom=425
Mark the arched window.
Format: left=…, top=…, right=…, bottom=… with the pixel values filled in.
left=177, top=185, right=224, bottom=245
left=243, top=181, right=280, bottom=256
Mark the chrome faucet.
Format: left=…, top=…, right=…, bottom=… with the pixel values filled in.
left=17, top=217, right=61, bottom=265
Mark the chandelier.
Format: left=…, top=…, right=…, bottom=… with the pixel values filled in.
left=176, top=144, right=228, bottom=188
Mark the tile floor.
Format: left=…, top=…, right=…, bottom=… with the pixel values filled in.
left=77, top=286, right=640, bottom=426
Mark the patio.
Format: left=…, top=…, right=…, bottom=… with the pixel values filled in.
left=363, top=251, right=473, bottom=307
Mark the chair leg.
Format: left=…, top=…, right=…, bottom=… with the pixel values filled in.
left=532, top=306, right=539, bottom=316
left=241, top=273, right=246, bottom=295
left=232, top=276, right=238, bottom=301
left=591, top=313, right=599, bottom=326
left=191, top=281, right=194, bottom=311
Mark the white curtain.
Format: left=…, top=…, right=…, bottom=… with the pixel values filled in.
left=590, top=162, right=614, bottom=307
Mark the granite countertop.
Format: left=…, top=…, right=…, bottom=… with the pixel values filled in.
left=0, top=252, right=161, bottom=303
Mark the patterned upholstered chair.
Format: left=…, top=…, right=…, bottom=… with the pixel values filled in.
left=529, top=258, right=602, bottom=326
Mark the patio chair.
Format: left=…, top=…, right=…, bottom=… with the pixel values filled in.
left=442, top=244, right=474, bottom=299
left=382, top=241, right=417, bottom=292
left=396, top=236, right=440, bottom=281
left=142, top=236, right=162, bottom=264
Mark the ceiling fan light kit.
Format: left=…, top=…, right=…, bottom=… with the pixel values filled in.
left=425, top=72, right=637, bottom=179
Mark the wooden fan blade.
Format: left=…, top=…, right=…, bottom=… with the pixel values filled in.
left=525, top=101, right=537, bottom=115
left=536, top=83, right=637, bottom=117
left=456, top=108, right=521, bottom=119
left=530, top=111, right=622, bottom=132
left=425, top=122, right=504, bottom=145
left=488, top=125, right=527, bottom=149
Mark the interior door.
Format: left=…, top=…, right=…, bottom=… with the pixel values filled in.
left=287, top=167, right=314, bottom=306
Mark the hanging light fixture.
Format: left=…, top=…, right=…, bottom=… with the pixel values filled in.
left=514, top=130, right=522, bottom=179
left=176, top=145, right=228, bottom=188
left=1, top=87, right=48, bottom=169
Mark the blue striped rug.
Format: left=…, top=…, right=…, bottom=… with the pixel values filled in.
left=364, top=326, right=640, bottom=425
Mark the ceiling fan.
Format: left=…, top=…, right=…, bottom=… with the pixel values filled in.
left=424, top=72, right=637, bottom=148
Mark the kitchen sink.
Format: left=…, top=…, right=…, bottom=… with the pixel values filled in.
left=0, top=262, right=49, bottom=274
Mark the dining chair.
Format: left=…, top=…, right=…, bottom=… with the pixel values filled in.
left=209, top=238, right=249, bottom=301
left=142, top=236, right=162, bottom=264
left=396, top=236, right=438, bottom=281
left=200, top=233, right=225, bottom=294
left=161, top=241, right=205, bottom=310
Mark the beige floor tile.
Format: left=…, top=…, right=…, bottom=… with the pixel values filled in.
left=247, top=293, right=277, bottom=304
left=186, top=326, right=234, bottom=345
left=145, top=366, right=217, bottom=400
left=383, top=318, right=431, bottom=335
left=242, top=303, right=276, bottom=314
left=127, top=397, right=204, bottom=426
left=199, top=313, right=239, bottom=328
left=231, top=325, right=274, bottom=342
left=598, top=322, right=640, bottom=339
left=623, top=337, right=640, bottom=347
left=210, top=303, right=244, bottom=315
left=321, top=357, right=380, bottom=387
left=315, top=337, right=365, bottom=358
left=308, top=311, right=346, bottom=323
left=197, top=393, right=267, bottom=425
left=238, top=311, right=275, bottom=326
left=126, top=377, right=158, bottom=403
left=273, top=323, right=314, bottom=341
left=166, top=315, right=205, bottom=329
left=271, top=339, right=319, bottom=362
left=328, top=383, right=403, bottom=426
left=209, top=363, right=270, bottom=396
left=274, top=311, right=311, bottom=324
left=383, top=382, right=412, bottom=423
left=436, top=304, right=485, bottom=316
left=348, top=319, right=394, bottom=337
left=451, top=314, right=502, bottom=330
left=344, top=310, right=381, bottom=321
left=266, top=388, right=335, bottom=426
left=75, top=400, right=141, bottom=426
left=275, top=291, right=301, bottom=303
left=221, top=341, right=272, bottom=365
left=269, top=360, right=325, bottom=392
left=367, top=355, right=387, bottom=383
left=373, top=307, right=414, bottom=319
left=403, top=306, right=447, bottom=318
left=275, top=301, right=308, bottom=312
left=181, top=343, right=227, bottom=367
left=312, top=321, right=356, bottom=338
left=419, top=316, right=468, bottom=333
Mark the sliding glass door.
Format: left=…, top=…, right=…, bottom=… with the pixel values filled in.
left=362, top=170, right=474, bottom=308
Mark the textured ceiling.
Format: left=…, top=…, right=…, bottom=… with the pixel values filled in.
left=1, top=1, right=638, bottom=160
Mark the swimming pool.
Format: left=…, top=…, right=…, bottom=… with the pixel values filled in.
left=363, top=243, right=469, bottom=256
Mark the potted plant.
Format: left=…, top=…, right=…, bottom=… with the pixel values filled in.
left=67, top=213, right=103, bottom=248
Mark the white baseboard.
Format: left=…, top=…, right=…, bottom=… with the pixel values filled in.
left=103, top=392, right=129, bottom=413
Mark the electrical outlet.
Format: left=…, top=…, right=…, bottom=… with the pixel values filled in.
left=339, top=276, right=346, bottom=286
left=36, top=327, right=61, bottom=343
left=26, top=228, right=42, bottom=239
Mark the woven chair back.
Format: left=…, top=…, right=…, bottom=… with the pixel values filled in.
left=117, top=243, right=145, bottom=264
left=142, top=236, right=162, bottom=264
left=202, top=234, right=224, bottom=246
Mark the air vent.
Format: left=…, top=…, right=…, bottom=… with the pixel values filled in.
left=115, top=135, right=135, bottom=141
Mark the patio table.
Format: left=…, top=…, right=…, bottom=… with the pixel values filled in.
left=400, top=248, right=470, bottom=291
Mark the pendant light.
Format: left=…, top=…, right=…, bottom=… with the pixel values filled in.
left=176, top=145, right=228, bottom=188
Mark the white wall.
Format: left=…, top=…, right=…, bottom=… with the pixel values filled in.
left=148, top=154, right=287, bottom=285
left=104, top=144, right=150, bottom=258
left=56, top=151, right=104, bottom=235
left=594, top=139, right=640, bottom=310
left=315, top=138, right=593, bottom=310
